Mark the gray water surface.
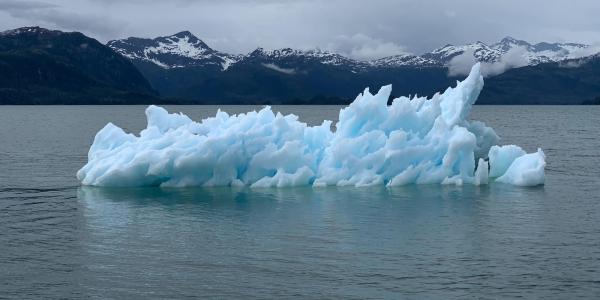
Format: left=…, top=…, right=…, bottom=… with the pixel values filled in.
left=1, top=105, right=599, bottom=299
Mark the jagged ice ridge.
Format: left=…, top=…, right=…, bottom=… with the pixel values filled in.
left=77, top=64, right=545, bottom=187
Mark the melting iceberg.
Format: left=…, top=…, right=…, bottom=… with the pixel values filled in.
left=77, top=64, right=545, bottom=188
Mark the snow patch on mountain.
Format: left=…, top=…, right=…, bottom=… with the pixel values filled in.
left=107, top=31, right=240, bottom=70
left=249, top=47, right=361, bottom=67
left=369, top=54, right=441, bottom=67
left=144, top=35, right=211, bottom=60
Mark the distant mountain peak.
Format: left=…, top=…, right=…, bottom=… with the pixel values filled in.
left=493, top=36, right=531, bottom=52
left=1, top=26, right=61, bottom=37
left=107, top=30, right=239, bottom=70
left=249, top=47, right=267, bottom=55
left=499, top=36, right=520, bottom=43
left=161, top=31, right=210, bottom=48
left=172, top=30, right=194, bottom=38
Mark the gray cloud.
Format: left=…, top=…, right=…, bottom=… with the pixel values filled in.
left=2, top=0, right=600, bottom=59
left=0, top=0, right=56, bottom=10
left=0, top=0, right=127, bottom=40
left=325, top=34, right=407, bottom=60
left=262, top=63, right=296, bottom=74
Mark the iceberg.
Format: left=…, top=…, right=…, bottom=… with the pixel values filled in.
left=488, top=145, right=527, bottom=178
left=77, top=64, right=545, bottom=188
left=495, top=149, right=546, bottom=186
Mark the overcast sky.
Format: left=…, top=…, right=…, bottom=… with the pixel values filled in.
left=1, top=0, right=599, bottom=60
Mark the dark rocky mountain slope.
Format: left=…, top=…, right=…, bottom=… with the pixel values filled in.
left=0, top=27, right=158, bottom=104
left=480, top=55, right=600, bottom=105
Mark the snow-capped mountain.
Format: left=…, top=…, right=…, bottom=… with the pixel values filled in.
left=241, top=47, right=371, bottom=72
left=108, top=31, right=594, bottom=73
left=493, top=37, right=588, bottom=64
left=422, top=36, right=589, bottom=65
left=422, top=41, right=502, bottom=64
left=4, top=26, right=599, bottom=105
left=246, top=47, right=362, bottom=67
left=107, top=31, right=240, bottom=70
left=107, top=31, right=445, bottom=71
left=108, top=32, right=370, bottom=71
left=108, top=32, right=365, bottom=71
left=369, top=54, right=441, bottom=68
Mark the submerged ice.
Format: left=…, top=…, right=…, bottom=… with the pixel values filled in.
left=77, top=64, right=546, bottom=188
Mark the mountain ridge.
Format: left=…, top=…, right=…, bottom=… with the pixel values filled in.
left=107, top=31, right=240, bottom=70
left=2, top=27, right=599, bottom=105
left=0, top=26, right=159, bottom=104
left=108, top=31, right=593, bottom=71
left=480, top=54, right=600, bottom=104
left=104, top=30, right=599, bottom=105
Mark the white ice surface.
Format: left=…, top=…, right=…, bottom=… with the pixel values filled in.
left=496, top=149, right=546, bottom=186
left=474, top=158, right=489, bottom=186
left=77, top=64, right=545, bottom=188
left=488, top=145, right=527, bottom=178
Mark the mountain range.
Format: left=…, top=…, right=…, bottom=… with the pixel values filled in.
left=108, top=32, right=589, bottom=70
left=1, top=26, right=599, bottom=105
left=422, top=37, right=588, bottom=65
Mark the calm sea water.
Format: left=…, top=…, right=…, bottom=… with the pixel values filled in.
left=1, top=105, right=599, bottom=299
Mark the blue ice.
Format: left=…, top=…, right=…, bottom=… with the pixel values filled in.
left=77, top=64, right=545, bottom=187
